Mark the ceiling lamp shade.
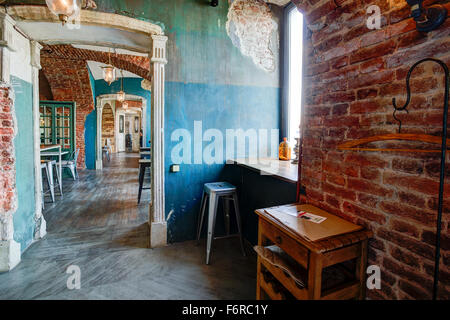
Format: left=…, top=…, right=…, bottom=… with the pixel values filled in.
left=117, top=69, right=126, bottom=102
left=117, top=90, right=125, bottom=102
left=45, top=0, right=82, bottom=25
left=102, top=65, right=116, bottom=86
left=122, top=101, right=128, bottom=109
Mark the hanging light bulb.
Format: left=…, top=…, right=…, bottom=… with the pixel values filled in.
left=45, top=0, right=82, bottom=25
left=102, top=49, right=116, bottom=85
left=102, top=66, right=116, bottom=85
left=117, top=69, right=126, bottom=102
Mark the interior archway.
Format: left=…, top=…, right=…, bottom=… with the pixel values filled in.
left=101, top=103, right=115, bottom=154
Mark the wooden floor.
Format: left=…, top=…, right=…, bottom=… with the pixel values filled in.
left=0, top=153, right=256, bottom=300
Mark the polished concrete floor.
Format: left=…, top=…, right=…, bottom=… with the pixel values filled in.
left=0, top=153, right=256, bottom=300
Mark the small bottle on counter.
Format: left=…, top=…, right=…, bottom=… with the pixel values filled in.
left=279, top=137, right=291, bottom=161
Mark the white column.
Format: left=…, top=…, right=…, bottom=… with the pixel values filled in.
left=96, top=98, right=103, bottom=170
left=149, top=35, right=167, bottom=248
left=0, top=12, right=21, bottom=272
left=30, top=40, right=46, bottom=240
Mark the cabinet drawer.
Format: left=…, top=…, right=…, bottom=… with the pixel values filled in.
left=259, top=219, right=309, bottom=269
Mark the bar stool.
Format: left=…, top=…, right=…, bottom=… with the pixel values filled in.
left=138, top=159, right=151, bottom=204
left=40, top=160, right=62, bottom=205
left=40, top=161, right=52, bottom=209
left=196, top=182, right=246, bottom=265
left=49, top=159, right=62, bottom=197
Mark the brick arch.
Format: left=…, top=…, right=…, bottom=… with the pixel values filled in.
left=41, top=44, right=151, bottom=81
left=40, top=54, right=94, bottom=169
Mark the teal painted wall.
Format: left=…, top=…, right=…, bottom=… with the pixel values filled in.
left=86, top=0, right=285, bottom=243
left=11, top=76, right=36, bottom=252
left=12, top=0, right=292, bottom=244
left=85, top=69, right=97, bottom=170
left=85, top=78, right=152, bottom=169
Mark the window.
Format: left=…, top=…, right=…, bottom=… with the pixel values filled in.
left=284, top=4, right=303, bottom=143
left=39, top=101, right=76, bottom=154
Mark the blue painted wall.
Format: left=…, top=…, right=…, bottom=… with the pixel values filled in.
left=84, top=77, right=151, bottom=169
left=61, top=0, right=291, bottom=244
left=165, top=82, right=283, bottom=242
left=11, top=76, right=36, bottom=252
left=85, top=69, right=97, bottom=170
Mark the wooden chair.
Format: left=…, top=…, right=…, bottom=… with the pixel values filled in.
left=61, top=148, right=79, bottom=180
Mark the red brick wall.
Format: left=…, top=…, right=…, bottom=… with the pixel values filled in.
left=0, top=85, right=17, bottom=239
left=294, top=0, right=450, bottom=299
left=40, top=56, right=94, bottom=169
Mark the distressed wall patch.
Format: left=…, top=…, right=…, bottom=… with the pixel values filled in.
left=226, top=0, right=278, bottom=72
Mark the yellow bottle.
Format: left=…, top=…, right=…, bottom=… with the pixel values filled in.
left=279, top=137, right=291, bottom=161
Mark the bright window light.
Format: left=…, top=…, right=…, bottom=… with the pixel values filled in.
left=286, top=6, right=303, bottom=143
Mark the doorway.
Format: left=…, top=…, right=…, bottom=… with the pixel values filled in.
left=5, top=5, right=168, bottom=247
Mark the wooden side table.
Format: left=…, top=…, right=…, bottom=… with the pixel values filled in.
left=255, top=204, right=373, bottom=300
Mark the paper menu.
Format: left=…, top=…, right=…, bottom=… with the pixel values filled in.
left=282, top=209, right=327, bottom=224
left=263, top=204, right=362, bottom=242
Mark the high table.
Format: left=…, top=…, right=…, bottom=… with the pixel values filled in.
left=40, top=144, right=68, bottom=195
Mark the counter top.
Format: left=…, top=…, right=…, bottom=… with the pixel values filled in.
left=230, top=158, right=298, bottom=183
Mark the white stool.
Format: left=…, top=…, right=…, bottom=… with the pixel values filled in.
left=197, top=182, right=246, bottom=265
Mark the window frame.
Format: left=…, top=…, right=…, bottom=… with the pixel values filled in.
left=282, top=3, right=305, bottom=144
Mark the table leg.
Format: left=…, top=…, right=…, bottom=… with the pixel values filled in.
left=47, top=162, right=55, bottom=203
left=256, top=219, right=266, bottom=300
left=58, top=147, right=63, bottom=195
left=308, top=252, right=323, bottom=300
left=356, top=240, right=368, bottom=300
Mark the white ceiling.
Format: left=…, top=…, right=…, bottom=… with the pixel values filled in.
left=15, top=21, right=152, bottom=54
left=86, top=60, right=141, bottom=80
left=72, top=44, right=148, bottom=57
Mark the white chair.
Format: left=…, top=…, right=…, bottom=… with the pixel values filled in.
left=61, top=148, right=79, bottom=180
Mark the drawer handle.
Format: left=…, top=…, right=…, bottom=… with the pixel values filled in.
left=275, top=236, right=282, bottom=245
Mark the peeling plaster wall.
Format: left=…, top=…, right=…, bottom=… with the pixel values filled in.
left=8, top=28, right=35, bottom=252
left=226, top=0, right=279, bottom=72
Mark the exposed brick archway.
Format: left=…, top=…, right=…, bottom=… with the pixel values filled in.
left=41, top=44, right=151, bottom=81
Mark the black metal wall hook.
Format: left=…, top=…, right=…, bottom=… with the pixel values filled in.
left=393, top=58, right=449, bottom=300
left=392, top=58, right=449, bottom=133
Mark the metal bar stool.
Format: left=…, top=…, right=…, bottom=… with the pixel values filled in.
left=138, top=159, right=151, bottom=204
left=40, top=159, right=62, bottom=205
left=49, top=159, right=62, bottom=197
left=197, top=182, right=246, bottom=265
left=40, top=161, right=52, bottom=209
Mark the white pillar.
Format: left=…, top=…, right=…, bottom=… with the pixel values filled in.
left=30, top=40, right=46, bottom=240
left=0, top=12, right=21, bottom=272
left=149, top=35, right=167, bottom=248
left=96, top=98, right=103, bottom=170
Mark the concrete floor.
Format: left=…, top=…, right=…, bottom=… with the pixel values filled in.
left=0, top=153, right=256, bottom=300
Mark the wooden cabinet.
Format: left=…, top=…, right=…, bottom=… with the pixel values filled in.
left=255, top=205, right=372, bottom=300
